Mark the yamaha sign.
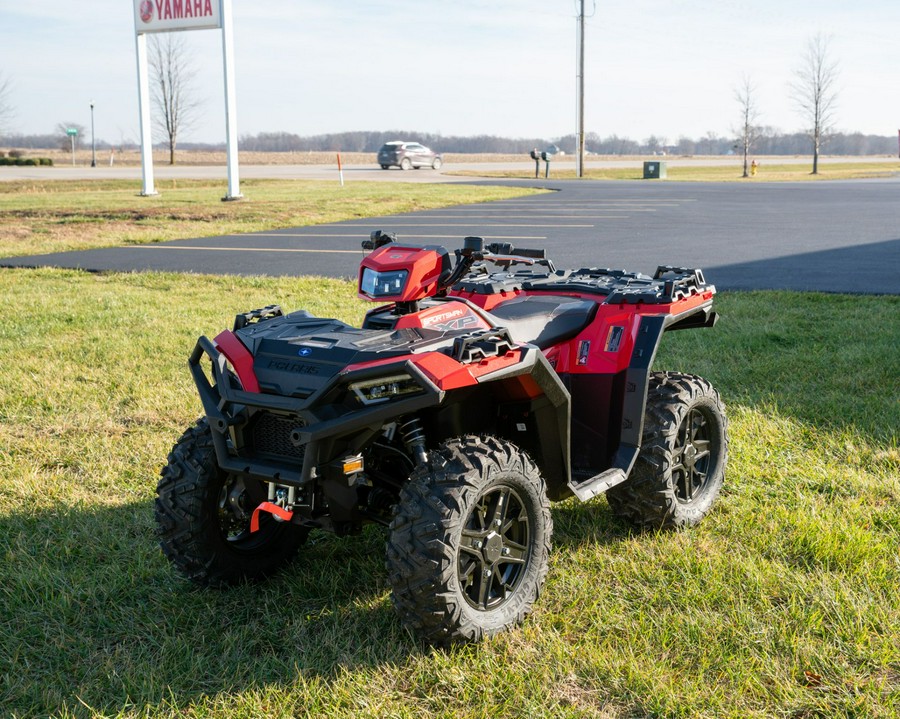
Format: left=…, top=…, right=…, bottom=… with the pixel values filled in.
left=134, top=0, right=222, bottom=34
left=132, top=0, right=240, bottom=199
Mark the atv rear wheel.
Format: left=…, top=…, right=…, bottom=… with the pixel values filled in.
left=606, top=372, right=727, bottom=529
left=387, top=436, right=552, bottom=645
left=155, top=419, right=308, bottom=586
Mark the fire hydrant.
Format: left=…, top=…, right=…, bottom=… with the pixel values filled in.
left=750, top=160, right=758, bottom=177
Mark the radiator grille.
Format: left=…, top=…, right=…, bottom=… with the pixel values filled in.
left=250, top=413, right=306, bottom=462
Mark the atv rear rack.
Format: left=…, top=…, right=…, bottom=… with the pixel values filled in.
left=454, top=265, right=714, bottom=305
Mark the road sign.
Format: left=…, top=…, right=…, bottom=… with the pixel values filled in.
left=66, top=128, right=78, bottom=136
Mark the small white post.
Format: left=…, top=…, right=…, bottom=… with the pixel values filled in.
left=220, top=0, right=242, bottom=200
left=337, top=152, right=344, bottom=186
left=135, top=32, right=157, bottom=196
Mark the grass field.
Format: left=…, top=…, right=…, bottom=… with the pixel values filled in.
left=1, top=267, right=897, bottom=718
left=450, top=161, right=900, bottom=183
left=0, top=179, right=542, bottom=258
left=1, top=174, right=897, bottom=716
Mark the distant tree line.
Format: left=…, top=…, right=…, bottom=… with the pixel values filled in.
left=0, top=128, right=895, bottom=156
left=236, top=129, right=896, bottom=156
left=236, top=131, right=556, bottom=154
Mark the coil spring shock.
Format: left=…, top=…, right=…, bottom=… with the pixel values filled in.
left=399, top=417, right=429, bottom=467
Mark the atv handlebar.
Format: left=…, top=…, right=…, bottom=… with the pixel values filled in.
left=361, top=231, right=555, bottom=296
left=484, top=242, right=546, bottom=260
left=362, top=230, right=399, bottom=251
left=362, top=231, right=546, bottom=264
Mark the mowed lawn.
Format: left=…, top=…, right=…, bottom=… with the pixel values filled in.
left=450, top=160, right=900, bottom=182
left=0, top=179, right=543, bottom=258
left=1, top=268, right=897, bottom=718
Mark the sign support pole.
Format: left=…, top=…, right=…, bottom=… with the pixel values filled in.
left=135, top=32, right=157, bottom=196
left=133, top=0, right=234, bottom=198
left=575, top=0, right=585, bottom=178
left=221, top=0, right=242, bottom=201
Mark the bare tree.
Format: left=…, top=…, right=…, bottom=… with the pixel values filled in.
left=792, top=33, right=839, bottom=174
left=148, top=34, right=202, bottom=165
left=735, top=75, right=760, bottom=178
left=0, top=71, right=13, bottom=136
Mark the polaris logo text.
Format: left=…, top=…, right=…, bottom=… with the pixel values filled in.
left=267, top=360, right=319, bottom=375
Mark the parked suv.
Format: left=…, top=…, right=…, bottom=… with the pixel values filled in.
left=377, top=141, right=443, bottom=170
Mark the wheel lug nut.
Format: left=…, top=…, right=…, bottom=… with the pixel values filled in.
left=483, top=569, right=492, bottom=578
left=474, top=540, right=483, bottom=549
left=502, top=547, right=510, bottom=556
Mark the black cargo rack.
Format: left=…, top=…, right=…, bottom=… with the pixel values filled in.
left=456, top=266, right=714, bottom=305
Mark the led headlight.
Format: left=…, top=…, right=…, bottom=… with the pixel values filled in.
left=349, top=374, right=423, bottom=405
left=361, top=268, right=409, bottom=298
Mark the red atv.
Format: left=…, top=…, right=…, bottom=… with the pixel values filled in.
left=156, top=231, right=727, bottom=644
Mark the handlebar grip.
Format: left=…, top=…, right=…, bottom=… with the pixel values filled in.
left=484, top=242, right=546, bottom=259
left=485, top=242, right=513, bottom=255
left=516, top=247, right=546, bottom=259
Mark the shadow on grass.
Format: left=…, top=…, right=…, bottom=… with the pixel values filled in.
left=1, top=495, right=628, bottom=716
left=0, top=503, right=410, bottom=715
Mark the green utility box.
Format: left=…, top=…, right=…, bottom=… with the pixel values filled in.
left=643, top=161, right=667, bottom=179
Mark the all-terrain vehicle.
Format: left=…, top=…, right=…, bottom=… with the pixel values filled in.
left=156, top=232, right=727, bottom=644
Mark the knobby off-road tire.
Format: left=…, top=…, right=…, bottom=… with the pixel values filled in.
left=387, top=436, right=552, bottom=645
left=155, top=419, right=308, bottom=587
left=607, top=372, right=728, bottom=529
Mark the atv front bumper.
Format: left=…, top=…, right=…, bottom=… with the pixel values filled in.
left=189, top=335, right=444, bottom=487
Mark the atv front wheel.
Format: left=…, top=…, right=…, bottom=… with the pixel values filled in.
left=387, top=436, right=552, bottom=645
left=606, top=372, right=727, bottom=529
left=155, top=419, right=308, bottom=586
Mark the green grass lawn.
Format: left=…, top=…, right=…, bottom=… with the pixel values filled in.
left=450, top=161, right=900, bottom=182
left=0, top=179, right=543, bottom=258
left=1, top=268, right=897, bottom=718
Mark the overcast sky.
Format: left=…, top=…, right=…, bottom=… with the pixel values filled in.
left=1, top=0, right=898, bottom=145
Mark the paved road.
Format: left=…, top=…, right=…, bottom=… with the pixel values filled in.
left=2, top=155, right=895, bottom=183
left=3, top=178, right=899, bottom=294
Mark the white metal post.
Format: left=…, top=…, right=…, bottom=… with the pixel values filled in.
left=576, top=0, right=585, bottom=178
left=135, top=32, right=157, bottom=196
left=221, top=0, right=242, bottom=200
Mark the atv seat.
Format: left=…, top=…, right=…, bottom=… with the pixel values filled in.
left=482, top=295, right=597, bottom=349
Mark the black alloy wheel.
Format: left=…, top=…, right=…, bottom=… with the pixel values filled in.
left=606, top=372, right=727, bottom=529
left=387, top=435, right=552, bottom=644
left=672, top=406, right=713, bottom=503
left=457, top=484, right=531, bottom=611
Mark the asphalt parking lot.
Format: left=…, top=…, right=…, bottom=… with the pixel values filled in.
left=3, top=178, right=899, bottom=294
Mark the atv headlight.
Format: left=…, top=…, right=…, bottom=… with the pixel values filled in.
left=361, top=268, right=409, bottom=298
left=349, top=374, right=423, bottom=405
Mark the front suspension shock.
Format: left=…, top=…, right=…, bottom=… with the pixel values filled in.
left=399, top=417, right=429, bottom=467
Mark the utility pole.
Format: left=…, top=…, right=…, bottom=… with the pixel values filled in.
left=576, top=0, right=585, bottom=178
